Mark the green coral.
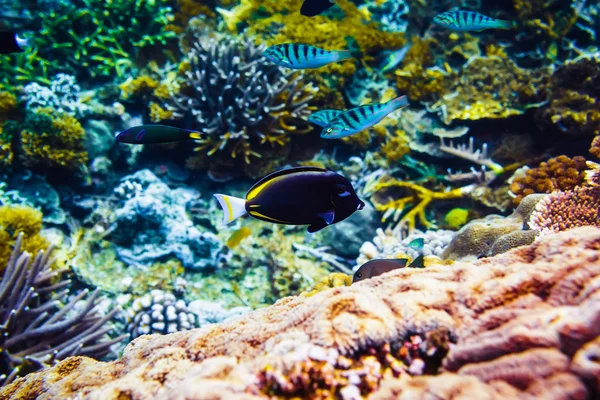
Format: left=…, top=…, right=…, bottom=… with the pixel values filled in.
left=10, top=0, right=177, bottom=83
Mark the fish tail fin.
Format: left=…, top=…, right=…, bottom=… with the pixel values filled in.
left=388, top=95, right=410, bottom=111
left=214, top=194, right=247, bottom=224
left=336, top=50, right=354, bottom=61
left=188, top=131, right=203, bottom=140
left=498, top=19, right=515, bottom=30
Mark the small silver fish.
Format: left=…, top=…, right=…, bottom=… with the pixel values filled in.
left=263, top=43, right=353, bottom=69
left=321, top=95, right=409, bottom=139
left=379, top=43, right=411, bottom=73
left=433, top=10, right=513, bottom=32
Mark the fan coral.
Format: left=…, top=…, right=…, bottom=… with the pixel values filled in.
left=160, top=35, right=314, bottom=176
left=509, top=155, right=588, bottom=205
left=35, top=0, right=177, bottom=80
left=0, top=234, right=125, bottom=386
left=0, top=205, right=48, bottom=273
left=1, top=109, right=88, bottom=174
left=535, top=57, right=600, bottom=137
left=4, top=227, right=600, bottom=398
left=528, top=186, right=600, bottom=234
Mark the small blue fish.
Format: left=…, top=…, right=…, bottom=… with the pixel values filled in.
left=307, top=110, right=342, bottom=127
left=379, top=44, right=411, bottom=73
left=433, top=10, right=513, bottom=32
left=321, top=95, right=409, bottom=139
left=408, top=238, right=424, bottom=251
left=263, top=44, right=353, bottom=69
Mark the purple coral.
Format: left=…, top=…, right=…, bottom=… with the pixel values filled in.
left=0, top=234, right=126, bottom=386
left=164, top=36, right=314, bottom=164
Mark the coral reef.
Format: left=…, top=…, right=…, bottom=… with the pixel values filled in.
left=357, top=228, right=455, bottom=266
left=0, top=234, right=124, bottom=386
left=21, top=74, right=90, bottom=117
left=3, top=228, right=600, bottom=398
left=535, top=57, right=600, bottom=137
left=1, top=109, right=88, bottom=174
left=34, top=0, right=177, bottom=80
left=104, top=170, right=223, bottom=270
left=509, top=155, right=588, bottom=205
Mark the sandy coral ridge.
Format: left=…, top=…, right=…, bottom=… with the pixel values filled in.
left=1, top=227, right=600, bottom=399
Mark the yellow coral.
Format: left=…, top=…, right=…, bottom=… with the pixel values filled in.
left=301, top=272, right=353, bottom=297
left=149, top=102, right=174, bottom=122
left=119, top=75, right=159, bottom=100
left=444, top=208, right=470, bottom=230
left=0, top=205, right=49, bottom=272
left=379, top=129, right=410, bottom=164
left=0, top=91, right=17, bottom=120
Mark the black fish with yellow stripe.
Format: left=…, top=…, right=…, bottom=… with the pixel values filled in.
left=214, top=166, right=365, bottom=233
left=115, top=124, right=203, bottom=144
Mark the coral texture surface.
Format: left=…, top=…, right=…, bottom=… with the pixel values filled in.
left=2, top=228, right=600, bottom=399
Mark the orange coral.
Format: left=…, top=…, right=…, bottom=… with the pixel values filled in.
left=509, top=155, right=588, bottom=205
left=0, top=205, right=49, bottom=272
left=119, top=75, right=159, bottom=100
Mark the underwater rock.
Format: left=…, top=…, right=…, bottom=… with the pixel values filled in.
left=4, top=227, right=600, bottom=399
left=4, top=174, right=66, bottom=225
left=83, top=119, right=116, bottom=160
left=188, top=300, right=251, bottom=327
left=108, top=169, right=223, bottom=270
left=319, top=202, right=379, bottom=258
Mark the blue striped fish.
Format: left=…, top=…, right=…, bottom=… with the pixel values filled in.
left=321, top=95, right=409, bottom=139
left=263, top=44, right=353, bottom=69
left=380, top=43, right=411, bottom=73
left=433, top=10, right=513, bottom=32
left=308, top=110, right=342, bottom=127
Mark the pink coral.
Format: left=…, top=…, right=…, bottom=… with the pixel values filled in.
left=2, top=228, right=600, bottom=399
left=528, top=187, right=600, bottom=233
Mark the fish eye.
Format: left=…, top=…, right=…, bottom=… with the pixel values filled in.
left=336, top=184, right=346, bottom=193
left=356, top=272, right=362, bottom=279
left=326, top=128, right=333, bottom=133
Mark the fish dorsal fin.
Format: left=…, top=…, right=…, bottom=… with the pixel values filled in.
left=246, top=166, right=327, bottom=200
left=408, top=255, right=425, bottom=268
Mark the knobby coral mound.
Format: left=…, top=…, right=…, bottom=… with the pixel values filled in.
left=3, top=227, right=600, bottom=399
left=0, top=234, right=125, bottom=386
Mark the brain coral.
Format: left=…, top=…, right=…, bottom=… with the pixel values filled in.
left=3, top=227, right=600, bottom=399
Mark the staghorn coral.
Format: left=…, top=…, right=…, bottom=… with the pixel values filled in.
left=535, top=57, right=600, bottom=137
left=160, top=35, right=314, bottom=177
left=3, top=227, right=600, bottom=398
left=509, top=155, right=588, bottom=205
left=0, top=234, right=125, bottom=386
left=528, top=186, right=600, bottom=234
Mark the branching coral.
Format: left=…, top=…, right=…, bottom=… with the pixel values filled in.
left=535, top=57, right=600, bottom=137
left=160, top=35, right=314, bottom=176
left=0, top=234, right=125, bottom=386
left=509, top=155, right=588, bottom=205
left=367, top=176, right=475, bottom=232
left=34, top=0, right=177, bottom=80
left=1, top=109, right=88, bottom=174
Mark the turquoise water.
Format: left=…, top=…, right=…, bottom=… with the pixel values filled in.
left=0, top=0, right=598, bottom=387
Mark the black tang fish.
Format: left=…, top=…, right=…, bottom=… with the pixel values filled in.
left=115, top=124, right=203, bottom=144
left=0, top=31, right=30, bottom=55
left=214, top=166, right=365, bottom=233
left=352, top=255, right=425, bottom=283
left=300, top=0, right=336, bottom=17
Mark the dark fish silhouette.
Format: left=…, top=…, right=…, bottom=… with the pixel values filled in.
left=214, top=166, right=365, bottom=233
left=353, top=255, right=425, bottom=283
left=0, top=31, right=30, bottom=54
left=115, top=124, right=203, bottom=144
left=300, top=0, right=335, bottom=17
